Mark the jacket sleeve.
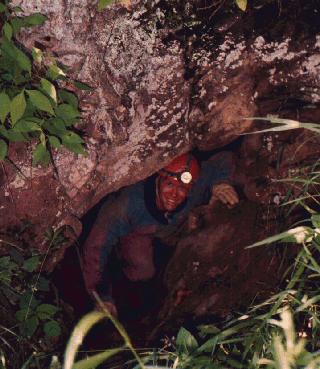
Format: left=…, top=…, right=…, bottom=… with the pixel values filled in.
left=192, top=151, right=236, bottom=207
left=81, top=223, right=111, bottom=301
left=81, top=191, right=132, bottom=303
left=204, top=151, right=236, bottom=186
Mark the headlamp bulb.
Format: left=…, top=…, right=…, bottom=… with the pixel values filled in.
left=180, top=171, right=192, bottom=184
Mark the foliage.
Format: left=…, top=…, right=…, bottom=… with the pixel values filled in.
left=0, top=225, right=74, bottom=368
left=136, top=309, right=320, bottom=369
left=98, top=0, right=116, bottom=11
left=43, top=225, right=73, bottom=251
left=0, top=247, right=60, bottom=339
left=245, top=117, right=320, bottom=135
left=61, top=272, right=320, bottom=369
left=63, top=293, right=145, bottom=369
left=0, top=1, right=90, bottom=166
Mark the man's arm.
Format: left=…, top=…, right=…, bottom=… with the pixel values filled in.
left=81, top=223, right=118, bottom=316
left=210, top=183, right=239, bottom=208
left=201, top=152, right=239, bottom=208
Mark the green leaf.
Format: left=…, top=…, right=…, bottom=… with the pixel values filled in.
left=6, top=261, right=18, bottom=270
left=55, top=104, right=80, bottom=126
left=10, top=91, right=27, bottom=125
left=23, top=316, right=39, bottom=338
left=13, top=7, right=24, bottom=12
left=26, top=90, right=54, bottom=115
left=23, top=256, right=40, bottom=272
left=73, top=81, right=92, bottom=90
left=227, top=358, right=243, bottom=368
left=61, top=132, right=85, bottom=144
left=0, top=4, right=7, bottom=12
left=44, top=227, right=54, bottom=241
left=32, top=47, right=43, bottom=63
left=3, top=22, right=12, bottom=39
left=10, top=17, right=23, bottom=34
left=1, top=73, right=13, bottom=81
left=176, top=327, right=199, bottom=355
left=0, top=256, right=10, bottom=268
left=7, top=130, right=28, bottom=142
left=236, top=0, right=247, bottom=11
left=0, top=269, right=12, bottom=284
left=36, top=304, right=58, bottom=319
left=30, top=275, right=50, bottom=291
left=22, top=13, right=49, bottom=27
left=44, top=117, right=66, bottom=135
left=33, top=142, right=50, bottom=166
left=41, top=78, right=57, bottom=104
left=7, top=87, right=22, bottom=100
left=1, top=34, right=16, bottom=59
left=48, top=135, right=62, bottom=149
left=46, top=64, right=67, bottom=81
left=57, top=89, right=78, bottom=109
left=14, top=74, right=27, bottom=85
left=98, top=0, right=115, bottom=11
left=13, top=119, right=41, bottom=132
left=16, top=309, right=29, bottom=322
left=23, top=116, right=43, bottom=125
left=62, top=142, right=87, bottom=156
left=40, top=131, right=46, bottom=146
left=15, top=47, right=32, bottom=73
left=51, top=117, right=66, bottom=131
left=198, top=324, right=221, bottom=337
left=44, top=321, right=61, bottom=337
left=0, top=56, right=15, bottom=74
left=0, top=139, right=8, bottom=161
left=20, top=293, right=37, bottom=310
left=0, top=125, right=9, bottom=139
left=0, top=91, right=11, bottom=123
left=10, top=248, right=25, bottom=266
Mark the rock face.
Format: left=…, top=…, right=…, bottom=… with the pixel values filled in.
left=146, top=201, right=283, bottom=339
left=2, top=0, right=320, bottom=303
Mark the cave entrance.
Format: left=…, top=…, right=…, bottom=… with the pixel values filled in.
left=51, top=140, right=244, bottom=323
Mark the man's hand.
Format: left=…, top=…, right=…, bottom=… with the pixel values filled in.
left=93, top=301, right=118, bottom=317
left=210, top=183, right=239, bottom=208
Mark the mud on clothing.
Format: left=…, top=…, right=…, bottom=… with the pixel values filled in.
left=82, top=152, right=235, bottom=303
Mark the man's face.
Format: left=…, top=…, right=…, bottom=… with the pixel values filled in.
left=156, top=177, right=190, bottom=212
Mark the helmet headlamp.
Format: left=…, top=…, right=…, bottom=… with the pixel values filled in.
left=181, top=171, right=193, bottom=184
left=159, top=169, right=195, bottom=185
left=158, top=152, right=199, bottom=189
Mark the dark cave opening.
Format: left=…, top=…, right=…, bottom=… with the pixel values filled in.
left=51, top=140, right=244, bottom=323
left=48, top=123, right=320, bottom=362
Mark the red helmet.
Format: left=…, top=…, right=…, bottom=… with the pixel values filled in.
left=158, top=153, right=200, bottom=189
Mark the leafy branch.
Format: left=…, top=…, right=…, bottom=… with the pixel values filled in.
left=0, top=1, right=90, bottom=166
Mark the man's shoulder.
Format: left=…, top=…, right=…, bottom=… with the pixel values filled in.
left=118, top=179, right=146, bottom=203
left=198, top=151, right=235, bottom=182
left=95, top=180, right=146, bottom=230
